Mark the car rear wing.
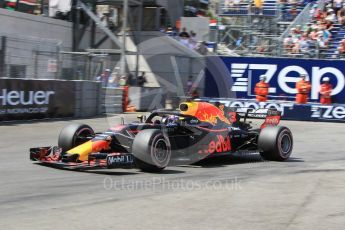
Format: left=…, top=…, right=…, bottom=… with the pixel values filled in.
left=225, top=107, right=281, bottom=128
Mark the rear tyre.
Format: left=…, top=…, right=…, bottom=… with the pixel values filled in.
left=58, top=123, right=94, bottom=152
left=132, top=129, right=171, bottom=173
left=258, top=126, right=293, bottom=161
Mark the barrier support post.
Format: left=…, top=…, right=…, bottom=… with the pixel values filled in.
left=0, top=36, right=6, bottom=78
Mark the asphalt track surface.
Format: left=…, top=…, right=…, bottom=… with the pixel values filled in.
left=1, top=115, right=345, bottom=230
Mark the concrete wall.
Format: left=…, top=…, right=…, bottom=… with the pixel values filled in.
left=0, top=8, right=113, bottom=79
left=0, top=8, right=112, bottom=50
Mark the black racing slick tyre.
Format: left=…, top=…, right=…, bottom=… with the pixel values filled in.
left=132, top=129, right=171, bottom=173
left=258, top=126, right=293, bottom=161
left=58, top=123, right=94, bottom=152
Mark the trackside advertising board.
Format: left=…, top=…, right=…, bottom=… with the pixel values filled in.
left=0, top=79, right=75, bottom=121
left=205, top=56, right=345, bottom=104
left=202, top=98, right=345, bottom=122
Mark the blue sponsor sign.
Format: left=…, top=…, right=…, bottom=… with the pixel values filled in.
left=201, top=98, right=345, bottom=123
left=205, top=56, right=345, bottom=104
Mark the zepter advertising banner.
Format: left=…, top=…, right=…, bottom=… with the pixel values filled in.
left=0, top=79, right=75, bottom=121
left=205, top=56, right=345, bottom=104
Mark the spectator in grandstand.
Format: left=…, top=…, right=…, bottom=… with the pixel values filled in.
left=295, top=25, right=302, bottom=34
left=320, top=27, right=332, bottom=43
left=312, top=4, right=323, bottom=21
left=317, top=31, right=328, bottom=50
left=300, top=33, right=310, bottom=53
left=291, top=37, right=301, bottom=54
left=337, top=38, right=345, bottom=54
left=289, top=6, right=298, bottom=20
left=254, top=0, right=264, bottom=15
left=333, top=0, right=343, bottom=16
left=225, top=0, right=235, bottom=8
left=231, top=0, right=241, bottom=12
left=309, top=27, right=319, bottom=40
left=283, top=35, right=294, bottom=53
left=325, top=9, right=337, bottom=22
left=337, top=7, right=345, bottom=25
left=320, top=77, right=333, bottom=104
left=280, top=0, right=289, bottom=20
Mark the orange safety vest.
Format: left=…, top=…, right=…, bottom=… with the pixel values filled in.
left=320, top=83, right=333, bottom=104
left=295, top=80, right=311, bottom=104
left=254, top=81, right=269, bottom=102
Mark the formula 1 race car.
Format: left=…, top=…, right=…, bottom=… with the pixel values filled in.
left=30, top=101, right=293, bottom=172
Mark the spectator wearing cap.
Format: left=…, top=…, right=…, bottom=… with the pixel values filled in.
left=320, top=77, right=333, bottom=104
left=325, top=9, right=337, bottom=22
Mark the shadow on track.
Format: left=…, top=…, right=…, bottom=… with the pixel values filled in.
left=36, top=162, right=185, bottom=175
left=184, top=154, right=304, bottom=169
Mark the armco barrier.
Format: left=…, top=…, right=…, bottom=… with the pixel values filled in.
left=201, top=98, right=345, bottom=123
left=0, top=78, right=104, bottom=121
left=205, top=56, right=345, bottom=104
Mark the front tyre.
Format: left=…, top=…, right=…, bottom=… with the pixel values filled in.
left=132, top=129, right=171, bottom=173
left=258, top=126, right=293, bottom=161
left=58, top=123, right=94, bottom=152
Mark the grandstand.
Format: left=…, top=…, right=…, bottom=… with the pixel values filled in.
left=214, top=0, right=345, bottom=59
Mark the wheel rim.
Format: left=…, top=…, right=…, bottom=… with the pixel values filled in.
left=280, top=133, right=292, bottom=156
left=152, top=139, right=170, bottom=165
left=74, top=128, right=93, bottom=146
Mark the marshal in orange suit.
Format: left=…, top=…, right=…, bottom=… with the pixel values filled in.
left=254, top=75, right=269, bottom=102
left=295, top=74, right=311, bottom=104
left=320, top=77, right=333, bottom=104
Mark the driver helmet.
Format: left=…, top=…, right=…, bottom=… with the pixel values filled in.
left=167, top=115, right=179, bottom=125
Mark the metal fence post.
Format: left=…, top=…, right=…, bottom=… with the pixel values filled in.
left=0, top=36, right=7, bottom=78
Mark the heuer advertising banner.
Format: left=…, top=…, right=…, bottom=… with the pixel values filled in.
left=0, top=79, right=75, bottom=121
left=205, top=56, right=345, bottom=103
left=203, top=98, right=345, bottom=122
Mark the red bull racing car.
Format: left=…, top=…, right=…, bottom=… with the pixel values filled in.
left=30, top=101, right=293, bottom=172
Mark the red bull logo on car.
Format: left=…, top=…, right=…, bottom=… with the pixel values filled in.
left=179, top=101, right=230, bottom=125
left=198, top=135, right=231, bottom=155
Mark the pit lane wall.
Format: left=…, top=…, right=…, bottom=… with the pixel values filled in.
left=205, top=56, right=345, bottom=104
left=202, top=98, right=345, bottom=123
left=0, top=78, right=103, bottom=121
